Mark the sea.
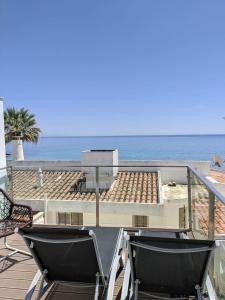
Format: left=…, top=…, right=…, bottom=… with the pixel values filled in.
left=5, top=135, right=225, bottom=166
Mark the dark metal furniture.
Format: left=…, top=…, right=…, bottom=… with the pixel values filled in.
left=0, top=188, right=33, bottom=262
left=122, top=233, right=216, bottom=300
left=18, top=226, right=125, bottom=300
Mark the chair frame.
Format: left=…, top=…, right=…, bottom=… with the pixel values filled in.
left=18, top=227, right=125, bottom=300
left=0, top=188, right=33, bottom=262
left=122, top=234, right=216, bottom=300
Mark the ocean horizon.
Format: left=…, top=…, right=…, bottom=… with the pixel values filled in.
left=5, top=134, right=225, bottom=163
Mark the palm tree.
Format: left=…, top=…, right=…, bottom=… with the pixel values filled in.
left=4, top=107, right=41, bottom=160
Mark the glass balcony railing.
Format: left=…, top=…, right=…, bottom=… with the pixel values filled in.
left=6, top=164, right=189, bottom=229
left=1, top=163, right=225, bottom=298
left=190, top=169, right=211, bottom=239
left=214, top=196, right=225, bottom=299
left=189, top=167, right=225, bottom=299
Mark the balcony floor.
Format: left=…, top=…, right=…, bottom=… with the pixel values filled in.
left=0, top=234, right=122, bottom=300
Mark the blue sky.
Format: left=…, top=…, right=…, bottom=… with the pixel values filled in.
left=1, top=0, right=225, bottom=136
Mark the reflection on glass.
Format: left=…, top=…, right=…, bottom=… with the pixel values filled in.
left=191, top=172, right=210, bottom=239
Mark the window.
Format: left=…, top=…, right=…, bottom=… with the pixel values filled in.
left=57, top=212, right=83, bottom=226
left=132, top=215, right=149, bottom=227
left=71, top=213, right=83, bottom=225
left=57, top=212, right=70, bottom=225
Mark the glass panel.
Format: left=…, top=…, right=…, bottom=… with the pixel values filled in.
left=214, top=197, right=225, bottom=237
left=214, top=239, right=225, bottom=299
left=189, top=172, right=225, bottom=299
left=7, top=164, right=189, bottom=229
left=214, top=197, right=225, bottom=299
left=98, top=165, right=189, bottom=229
left=0, top=166, right=13, bottom=195
left=190, top=171, right=210, bottom=239
left=8, top=165, right=97, bottom=226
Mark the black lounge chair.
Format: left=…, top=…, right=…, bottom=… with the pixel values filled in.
left=0, top=188, right=33, bottom=262
left=122, top=234, right=216, bottom=300
left=18, top=226, right=125, bottom=300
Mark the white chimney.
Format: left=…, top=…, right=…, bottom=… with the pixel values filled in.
left=81, top=149, right=118, bottom=190
left=35, top=168, right=44, bottom=188
left=12, top=138, right=24, bottom=161
left=0, top=97, right=7, bottom=189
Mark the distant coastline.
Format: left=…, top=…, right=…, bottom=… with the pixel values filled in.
left=39, top=134, right=225, bottom=138
left=5, top=135, right=225, bottom=162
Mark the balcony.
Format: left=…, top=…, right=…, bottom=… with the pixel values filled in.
left=0, top=162, right=225, bottom=299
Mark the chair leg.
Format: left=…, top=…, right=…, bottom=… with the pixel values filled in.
left=195, top=285, right=204, bottom=300
left=134, top=279, right=140, bottom=300
left=0, top=236, right=32, bottom=262
left=94, top=272, right=100, bottom=300
left=35, top=269, right=48, bottom=300
left=25, top=270, right=42, bottom=300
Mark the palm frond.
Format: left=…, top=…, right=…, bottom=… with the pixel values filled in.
left=4, top=107, right=41, bottom=143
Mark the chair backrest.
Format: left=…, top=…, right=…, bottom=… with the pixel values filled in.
left=0, top=188, right=13, bottom=221
left=129, top=236, right=215, bottom=297
left=19, top=227, right=104, bottom=284
left=85, top=227, right=122, bottom=278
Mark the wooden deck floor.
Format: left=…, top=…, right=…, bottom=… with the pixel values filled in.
left=0, top=234, right=123, bottom=300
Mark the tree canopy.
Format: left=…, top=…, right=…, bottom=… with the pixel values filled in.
left=4, top=107, right=41, bottom=143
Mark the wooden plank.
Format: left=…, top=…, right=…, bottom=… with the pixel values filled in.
left=0, top=270, right=36, bottom=280
left=0, top=287, right=28, bottom=299
left=0, top=278, right=34, bottom=289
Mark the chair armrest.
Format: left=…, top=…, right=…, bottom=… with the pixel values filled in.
left=10, top=203, right=33, bottom=225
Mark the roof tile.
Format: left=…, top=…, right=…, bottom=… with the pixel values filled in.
left=12, top=170, right=159, bottom=204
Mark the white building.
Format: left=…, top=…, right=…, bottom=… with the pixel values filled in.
left=8, top=151, right=211, bottom=229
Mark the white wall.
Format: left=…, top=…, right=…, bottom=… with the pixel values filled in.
left=7, top=159, right=210, bottom=185
left=81, top=150, right=118, bottom=189
left=119, top=160, right=210, bottom=184
left=0, top=97, right=6, bottom=189
left=15, top=198, right=186, bottom=229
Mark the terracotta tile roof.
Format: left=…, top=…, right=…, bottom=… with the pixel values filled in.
left=12, top=170, right=159, bottom=204
left=195, top=170, right=225, bottom=235
left=210, top=170, right=225, bottom=184
left=193, top=200, right=225, bottom=236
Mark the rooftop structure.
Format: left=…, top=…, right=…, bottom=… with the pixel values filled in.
left=81, top=149, right=118, bottom=189
left=11, top=170, right=159, bottom=203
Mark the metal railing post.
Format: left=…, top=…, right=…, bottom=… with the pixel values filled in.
left=9, top=166, right=14, bottom=199
left=208, top=191, right=215, bottom=240
left=44, top=193, right=48, bottom=225
left=95, top=167, right=100, bottom=227
left=187, top=167, right=193, bottom=231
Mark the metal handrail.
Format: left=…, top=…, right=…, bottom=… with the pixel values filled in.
left=0, top=166, right=12, bottom=171
left=7, top=164, right=189, bottom=168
